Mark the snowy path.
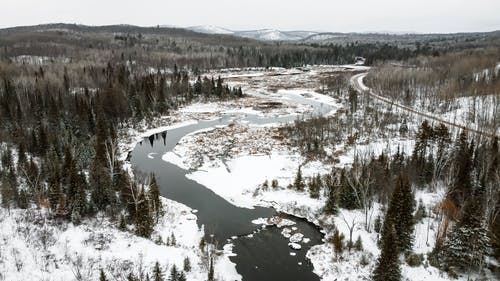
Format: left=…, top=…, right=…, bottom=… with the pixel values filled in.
left=351, top=73, right=499, bottom=138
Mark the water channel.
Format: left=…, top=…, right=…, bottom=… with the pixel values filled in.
left=130, top=92, right=333, bottom=281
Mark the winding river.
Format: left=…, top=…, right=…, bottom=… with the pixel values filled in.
left=129, top=92, right=334, bottom=281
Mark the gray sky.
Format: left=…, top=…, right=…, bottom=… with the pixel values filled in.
left=1, top=0, right=499, bottom=33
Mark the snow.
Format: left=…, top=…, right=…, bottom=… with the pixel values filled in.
left=215, top=244, right=242, bottom=281
left=289, top=242, right=302, bottom=250
left=282, top=228, right=293, bottom=239
left=162, top=151, right=189, bottom=170
left=187, top=25, right=234, bottom=35
left=252, top=217, right=296, bottom=228
left=290, top=233, right=305, bottom=243
left=0, top=198, right=207, bottom=281
left=186, top=153, right=303, bottom=209
left=236, top=29, right=303, bottom=41
left=11, top=55, right=70, bottom=65
left=335, top=138, right=415, bottom=168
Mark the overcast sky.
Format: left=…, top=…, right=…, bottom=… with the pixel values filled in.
left=1, top=0, right=499, bottom=33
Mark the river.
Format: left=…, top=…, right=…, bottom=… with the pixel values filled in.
left=129, top=91, right=334, bottom=281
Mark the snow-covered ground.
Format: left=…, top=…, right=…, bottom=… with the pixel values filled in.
left=0, top=197, right=208, bottom=281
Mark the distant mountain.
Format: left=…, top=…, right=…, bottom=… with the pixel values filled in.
left=187, top=25, right=234, bottom=35
left=235, top=29, right=317, bottom=41
left=185, top=25, right=319, bottom=41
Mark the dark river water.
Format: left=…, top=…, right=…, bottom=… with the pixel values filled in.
left=129, top=93, right=332, bottom=281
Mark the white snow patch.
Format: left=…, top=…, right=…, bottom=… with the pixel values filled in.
left=288, top=242, right=302, bottom=250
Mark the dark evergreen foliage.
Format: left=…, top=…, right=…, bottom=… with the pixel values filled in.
left=99, top=269, right=108, bottom=281
left=135, top=187, right=154, bottom=238
left=152, top=261, right=164, bottom=281
left=373, top=224, right=401, bottom=281
left=149, top=174, right=163, bottom=223
left=381, top=174, right=415, bottom=253
left=440, top=177, right=491, bottom=271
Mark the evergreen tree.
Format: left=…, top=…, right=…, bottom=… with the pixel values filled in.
left=411, top=120, right=434, bottom=185
left=149, top=174, right=163, bottom=223
left=177, top=271, right=186, bottom=281
left=373, top=224, right=401, bottom=281
left=440, top=178, right=491, bottom=272
left=119, top=214, right=127, bottom=230
left=338, top=169, right=359, bottom=209
left=293, top=166, right=305, bottom=191
left=354, top=236, right=363, bottom=251
left=308, top=174, right=321, bottom=198
left=323, top=181, right=338, bottom=215
left=183, top=257, right=191, bottom=272
left=90, top=109, right=113, bottom=210
left=1, top=173, right=11, bottom=209
left=17, top=142, right=26, bottom=171
left=381, top=174, right=415, bottom=253
left=448, top=130, right=473, bottom=206
left=135, top=187, right=154, bottom=238
left=48, top=172, right=61, bottom=212
left=152, top=261, right=163, bottom=281
left=169, top=264, right=179, bottom=281
left=99, top=269, right=108, bottom=281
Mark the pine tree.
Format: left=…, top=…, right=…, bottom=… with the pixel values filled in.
left=382, top=174, right=415, bottom=253
left=183, top=257, right=191, bottom=272
left=48, top=170, right=61, bottom=212
left=135, top=187, right=154, bottom=238
left=149, top=174, right=163, bottom=223
left=17, top=142, right=26, bottom=171
left=373, top=224, right=401, bottom=281
left=323, top=181, right=338, bottom=215
left=308, top=174, right=321, bottom=198
left=338, top=169, right=359, bottom=210
left=412, top=120, right=434, bottom=186
left=177, top=271, right=186, bottom=281
left=448, top=130, right=473, bottom=205
left=170, top=233, right=177, bottom=246
left=1, top=172, right=11, bottom=208
left=99, top=269, right=108, bottom=281
left=440, top=178, right=491, bottom=272
left=152, top=261, right=163, bottom=281
left=90, top=108, right=113, bottom=210
left=169, top=264, right=179, bottom=281
left=293, top=166, right=305, bottom=191
left=354, top=236, right=363, bottom=251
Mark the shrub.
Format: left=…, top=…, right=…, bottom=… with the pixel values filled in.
left=406, top=252, right=423, bottom=267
